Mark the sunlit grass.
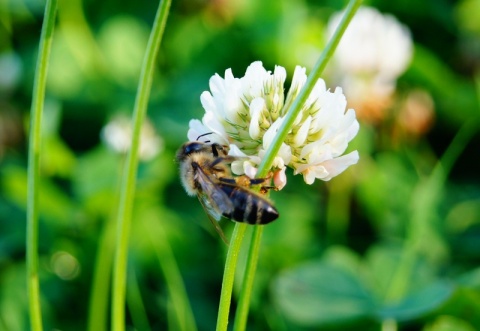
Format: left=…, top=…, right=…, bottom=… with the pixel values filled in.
left=26, top=0, right=58, bottom=330
left=110, top=0, right=171, bottom=330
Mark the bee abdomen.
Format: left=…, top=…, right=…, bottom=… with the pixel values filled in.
left=220, top=185, right=279, bottom=225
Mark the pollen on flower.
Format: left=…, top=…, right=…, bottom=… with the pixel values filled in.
left=187, top=61, right=359, bottom=188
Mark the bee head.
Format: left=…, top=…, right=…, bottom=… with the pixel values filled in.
left=183, top=141, right=206, bottom=156
left=175, top=142, right=204, bottom=162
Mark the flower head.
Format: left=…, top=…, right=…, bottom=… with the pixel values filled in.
left=327, top=6, right=413, bottom=123
left=328, top=6, right=412, bottom=84
left=188, top=61, right=359, bottom=188
left=101, top=114, right=163, bottom=161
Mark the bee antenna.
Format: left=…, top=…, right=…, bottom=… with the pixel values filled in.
left=197, top=132, right=213, bottom=141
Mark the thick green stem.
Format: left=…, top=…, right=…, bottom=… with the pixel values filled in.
left=236, top=0, right=362, bottom=329
left=216, top=223, right=248, bottom=331
left=232, top=225, right=263, bottom=331
left=26, top=0, right=58, bottom=330
left=217, top=1, right=364, bottom=330
left=111, top=1, right=171, bottom=330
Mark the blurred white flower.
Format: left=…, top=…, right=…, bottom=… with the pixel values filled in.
left=101, top=115, right=163, bottom=161
left=327, top=6, right=413, bottom=123
left=328, top=6, right=412, bottom=82
left=188, top=61, right=359, bottom=187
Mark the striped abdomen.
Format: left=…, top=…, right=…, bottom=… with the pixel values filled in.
left=219, top=183, right=279, bottom=224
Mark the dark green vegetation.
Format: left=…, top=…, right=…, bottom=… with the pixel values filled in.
left=1, top=0, right=480, bottom=330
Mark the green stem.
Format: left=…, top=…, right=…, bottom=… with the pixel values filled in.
left=111, top=1, right=171, bottom=330
left=26, top=0, right=58, bottom=330
left=216, top=223, right=248, bottom=331
left=232, top=225, right=263, bottom=331
left=223, top=1, right=364, bottom=330
left=87, top=215, right=116, bottom=331
left=381, top=319, right=398, bottom=331
left=257, top=0, right=363, bottom=178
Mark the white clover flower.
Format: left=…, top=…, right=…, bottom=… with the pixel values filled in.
left=328, top=6, right=412, bottom=85
left=327, top=7, right=413, bottom=122
left=188, top=61, right=359, bottom=188
left=101, top=114, right=163, bottom=161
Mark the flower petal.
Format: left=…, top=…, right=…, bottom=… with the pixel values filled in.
left=244, top=162, right=258, bottom=179
left=249, top=97, right=265, bottom=139
left=293, top=115, right=312, bottom=147
left=228, top=144, right=248, bottom=157
left=202, top=112, right=229, bottom=144
left=273, top=167, right=287, bottom=190
left=263, top=117, right=285, bottom=149
left=187, top=119, right=208, bottom=142
left=320, top=150, right=359, bottom=181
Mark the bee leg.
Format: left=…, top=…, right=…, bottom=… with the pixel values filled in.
left=211, top=143, right=230, bottom=158
left=218, top=177, right=236, bottom=184
left=248, top=174, right=279, bottom=193
left=218, top=176, right=278, bottom=193
left=248, top=178, right=269, bottom=185
left=210, top=156, right=237, bottom=168
left=260, top=185, right=278, bottom=194
left=234, top=176, right=278, bottom=192
left=211, top=143, right=222, bottom=157
left=218, top=176, right=253, bottom=188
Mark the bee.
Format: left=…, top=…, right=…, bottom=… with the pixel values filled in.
left=176, top=136, right=279, bottom=240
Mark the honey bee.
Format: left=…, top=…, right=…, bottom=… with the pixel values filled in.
left=176, top=137, right=279, bottom=240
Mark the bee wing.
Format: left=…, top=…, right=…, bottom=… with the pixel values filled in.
left=197, top=193, right=230, bottom=245
left=195, top=166, right=234, bottom=216
left=197, top=191, right=223, bottom=221
left=195, top=166, right=234, bottom=244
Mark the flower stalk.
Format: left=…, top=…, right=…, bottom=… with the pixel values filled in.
left=216, top=223, right=248, bottom=331
left=216, top=1, right=364, bottom=330
left=111, top=0, right=171, bottom=330
left=256, top=0, right=364, bottom=178
left=232, top=225, right=263, bottom=331
left=26, top=0, right=58, bottom=330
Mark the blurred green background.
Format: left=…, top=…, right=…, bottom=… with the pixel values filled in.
left=1, top=0, right=480, bottom=330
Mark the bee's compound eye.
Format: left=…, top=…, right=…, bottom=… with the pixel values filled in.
left=184, top=142, right=205, bottom=155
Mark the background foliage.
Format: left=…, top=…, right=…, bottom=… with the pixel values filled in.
left=1, top=0, right=480, bottom=330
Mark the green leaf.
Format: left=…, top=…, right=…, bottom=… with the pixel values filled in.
left=376, top=281, right=454, bottom=321
left=272, top=260, right=375, bottom=327
left=457, top=267, right=480, bottom=289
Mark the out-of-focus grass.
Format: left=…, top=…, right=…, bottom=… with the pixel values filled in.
left=1, top=0, right=480, bottom=330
